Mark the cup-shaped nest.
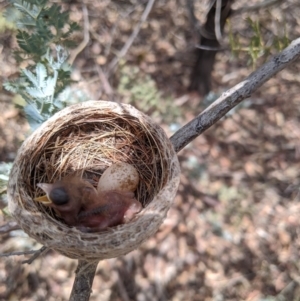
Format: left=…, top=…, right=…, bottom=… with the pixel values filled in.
left=8, top=101, right=180, bottom=261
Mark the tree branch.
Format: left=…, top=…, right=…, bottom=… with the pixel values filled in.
left=69, top=4, right=90, bottom=65
left=0, top=249, right=40, bottom=258
left=0, top=245, right=48, bottom=264
left=214, top=0, right=223, bottom=43
left=69, top=260, right=99, bottom=301
left=22, top=246, right=49, bottom=264
left=107, top=0, right=156, bottom=74
left=188, top=0, right=233, bottom=95
left=186, top=0, right=201, bottom=32
left=171, top=37, right=300, bottom=153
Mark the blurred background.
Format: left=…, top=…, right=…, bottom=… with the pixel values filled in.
left=0, top=0, right=300, bottom=300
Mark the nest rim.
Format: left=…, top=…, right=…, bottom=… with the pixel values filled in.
left=8, top=100, right=180, bottom=261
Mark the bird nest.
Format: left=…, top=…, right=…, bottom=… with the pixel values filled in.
left=8, top=101, right=180, bottom=261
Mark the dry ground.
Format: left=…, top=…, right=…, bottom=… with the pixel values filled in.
left=0, top=0, right=300, bottom=300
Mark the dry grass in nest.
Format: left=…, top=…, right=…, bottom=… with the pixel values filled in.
left=25, top=106, right=168, bottom=215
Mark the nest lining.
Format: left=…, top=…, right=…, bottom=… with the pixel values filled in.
left=8, top=101, right=180, bottom=260
left=23, top=112, right=168, bottom=217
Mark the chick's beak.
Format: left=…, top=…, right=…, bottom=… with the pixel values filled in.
left=34, top=183, right=53, bottom=204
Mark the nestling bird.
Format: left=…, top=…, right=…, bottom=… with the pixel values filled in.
left=34, top=163, right=142, bottom=232
left=76, top=190, right=142, bottom=232
left=35, top=175, right=99, bottom=227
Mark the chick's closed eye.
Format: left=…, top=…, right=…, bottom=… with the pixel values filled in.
left=49, top=187, right=70, bottom=205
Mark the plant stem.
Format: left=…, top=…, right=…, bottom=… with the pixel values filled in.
left=69, top=260, right=99, bottom=301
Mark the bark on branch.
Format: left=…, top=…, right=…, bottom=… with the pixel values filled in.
left=171, top=37, right=300, bottom=153
left=189, top=0, right=233, bottom=95
left=69, top=260, right=99, bottom=301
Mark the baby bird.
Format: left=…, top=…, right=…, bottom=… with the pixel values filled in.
left=76, top=190, right=142, bottom=232
left=34, top=163, right=142, bottom=232
left=35, top=175, right=100, bottom=226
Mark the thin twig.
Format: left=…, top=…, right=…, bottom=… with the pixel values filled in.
left=195, top=44, right=223, bottom=51
left=107, top=0, right=156, bottom=75
left=69, top=260, right=99, bottom=301
left=116, top=270, right=131, bottom=301
left=69, top=4, right=90, bottom=65
left=89, top=22, right=118, bottom=57
left=186, top=0, right=201, bottom=32
left=214, top=0, right=222, bottom=43
left=22, top=246, right=49, bottom=264
left=0, top=245, right=48, bottom=263
left=0, top=221, right=20, bottom=234
left=0, top=249, right=39, bottom=257
left=104, top=7, right=136, bottom=57
left=171, top=37, right=300, bottom=153
left=96, top=65, right=113, bottom=95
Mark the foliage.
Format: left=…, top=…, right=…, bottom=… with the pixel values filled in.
left=3, top=0, right=81, bottom=130
left=0, top=11, right=16, bottom=33
left=4, top=0, right=80, bottom=62
left=228, top=16, right=290, bottom=67
left=4, top=47, right=72, bottom=129
left=118, top=63, right=180, bottom=123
